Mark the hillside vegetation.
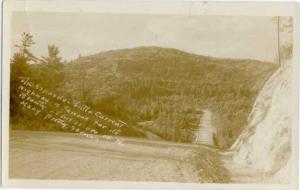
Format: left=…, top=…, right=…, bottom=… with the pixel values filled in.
left=62, top=47, right=277, bottom=148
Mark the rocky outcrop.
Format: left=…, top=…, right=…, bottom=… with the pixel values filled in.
left=230, top=60, right=293, bottom=181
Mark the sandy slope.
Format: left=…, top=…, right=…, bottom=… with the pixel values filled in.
left=9, top=130, right=228, bottom=182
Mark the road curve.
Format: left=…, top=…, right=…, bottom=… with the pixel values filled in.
left=9, top=130, right=219, bottom=182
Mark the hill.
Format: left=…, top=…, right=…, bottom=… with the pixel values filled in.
left=62, top=46, right=278, bottom=148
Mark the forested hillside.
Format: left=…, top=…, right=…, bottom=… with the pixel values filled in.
left=62, top=47, right=277, bottom=148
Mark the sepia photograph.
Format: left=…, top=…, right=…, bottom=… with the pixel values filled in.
left=1, top=1, right=299, bottom=189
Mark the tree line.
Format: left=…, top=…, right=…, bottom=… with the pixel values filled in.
left=10, top=32, right=65, bottom=120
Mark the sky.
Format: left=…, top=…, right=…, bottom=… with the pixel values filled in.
left=12, top=12, right=280, bottom=62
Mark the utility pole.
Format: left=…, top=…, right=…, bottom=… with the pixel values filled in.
left=277, top=16, right=281, bottom=65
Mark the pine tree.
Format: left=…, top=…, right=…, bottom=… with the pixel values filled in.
left=37, top=44, right=65, bottom=91
left=15, top=32, right=37, bottom=63
left=10, top=33, right=36, bottom=118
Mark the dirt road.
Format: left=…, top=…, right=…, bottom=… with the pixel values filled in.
left=194, top=110, right=215, bottom=146
left=9, top=130, right=229, bottom=182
